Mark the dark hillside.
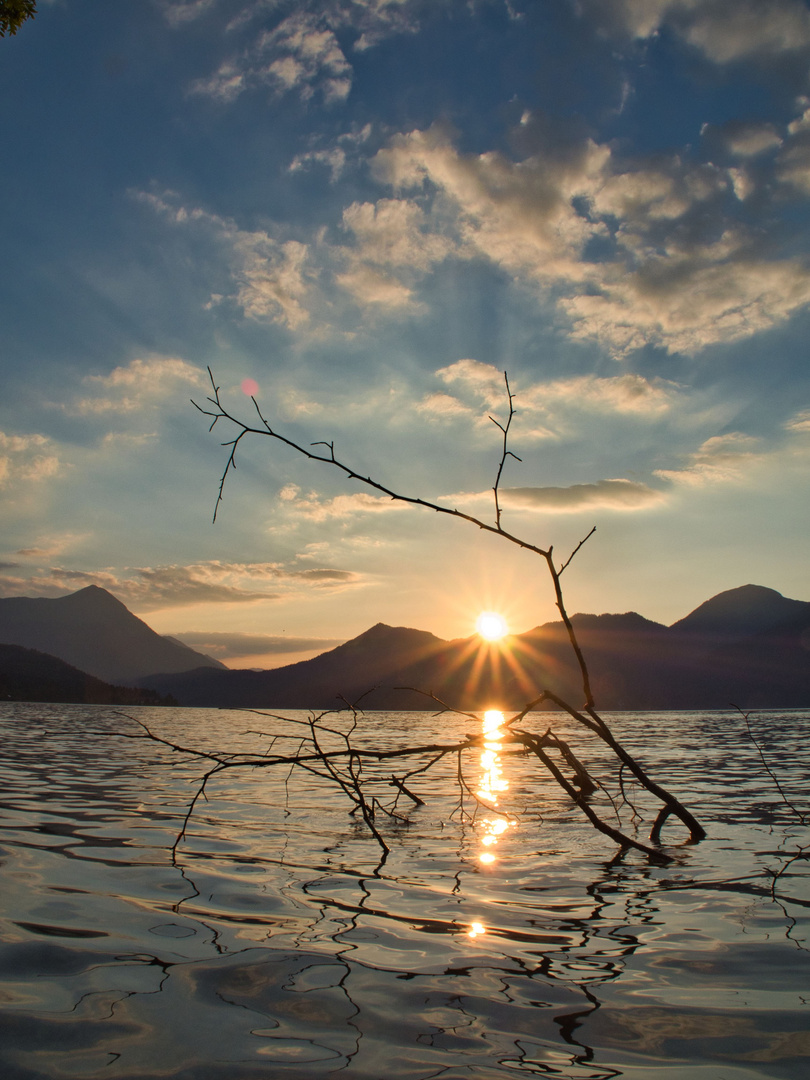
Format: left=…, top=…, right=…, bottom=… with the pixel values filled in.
left=0, top=644, right=173, bottom=705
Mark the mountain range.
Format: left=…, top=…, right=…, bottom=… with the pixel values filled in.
left=1, top=583, right=808, bottom=710
left=0, top=643, right=173, bottom=706
left=137, top=583, right=810, bottom=711
left=0, top=585, right=224, bottom=685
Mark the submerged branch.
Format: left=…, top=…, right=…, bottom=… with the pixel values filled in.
left=184, top=369, right=707, bottom=861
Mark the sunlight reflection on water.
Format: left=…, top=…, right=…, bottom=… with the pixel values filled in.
left=475, top=709, right=513, bottom=869
left=0, top=703, right=808, bottom=1079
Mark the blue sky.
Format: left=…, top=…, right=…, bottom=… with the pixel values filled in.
left=2, top=0, right=810, bottom=668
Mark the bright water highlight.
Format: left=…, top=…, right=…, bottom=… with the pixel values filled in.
left=0, top=704, right=808, bottom=1079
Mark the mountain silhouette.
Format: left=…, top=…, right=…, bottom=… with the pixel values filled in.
left=0, top=643, right=173, bottom=705
left=138, top=585, right=810, bottom=711
left=0, top=586, right=225, bottom=684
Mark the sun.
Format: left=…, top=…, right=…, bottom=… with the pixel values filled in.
left=476, top=611, right=509, bottom=641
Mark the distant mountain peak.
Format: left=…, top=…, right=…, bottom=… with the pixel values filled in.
left=0, top=586, right=226, bottom=682
left=671, top=584, right=809, bottom=638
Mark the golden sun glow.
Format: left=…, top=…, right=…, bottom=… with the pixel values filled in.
left=476, top=611, right=508, bottom=641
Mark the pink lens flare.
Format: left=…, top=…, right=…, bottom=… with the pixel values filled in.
left=241, top=378, right=259, bottom=397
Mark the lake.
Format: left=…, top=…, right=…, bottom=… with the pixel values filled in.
left=0, top=703, right=808, bottom=1079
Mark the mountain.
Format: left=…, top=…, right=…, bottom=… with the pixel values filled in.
left=0, top=643, right=173, bottom=705
left=0, top=586, right=226, bottom=684
left=671, top=583, right=810, bottom=641
left=139, top=585, right=810, bottom=711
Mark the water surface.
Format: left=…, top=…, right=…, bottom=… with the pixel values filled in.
left=0, top=704, right=808, bottom=1079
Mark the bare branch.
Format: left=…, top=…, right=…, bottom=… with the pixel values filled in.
left=182, top=369, right=708, bottom=859
left=490, top=371, right=521, bottom=530
left=557, top=526, right=597, bottom=576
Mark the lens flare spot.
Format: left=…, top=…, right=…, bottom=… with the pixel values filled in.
left=476, top=612, right=508, bottom=640
left=241, top=378, right=259, bottom=396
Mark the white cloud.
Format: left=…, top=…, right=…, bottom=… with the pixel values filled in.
left=562, top=257, right=810, bottom=356
left=135, top=190, right=313, bottom=327
left=371, top=124, right=810, bottom=355
left=502, top=479, right=665, bottom=511
left=278, top=483, right=408, bottom=520
left=681, top=0, right=810, bottom=63
left=703, top=121, right=783, bottom=159
left=777, top=117, right=810, bottom=194
left=728, top=167, right=754, bottom=201
left=6, top=559, right=363, bottom=608
left=68, top=356, right=206, bottom=415
left=585, top=0, right=810, bottom=64
left=15, top=533, right=87, bottom=559
left=436, top=358, right=506, bottom=402
left=190, top=61, right=246, bottom=104
left=0, top=431, right=64, bottom=491
left=335, top=265, right=416, bottom=307
left=786, top=408, right=810, bottom=432
left=335, top=198, right=454, bottom=307
left=654, top=431, right=762, bottom=486
left=169, top=630, right=341, bottom=659
left=160, top=0, right=218, bottom=27
left=416, top=392, right=478, bottom=420
left=373, top=125, right=608, bottom=285
left=432, top=360, right=679, bottom=424
left=289, top=147, right=348, bottom=181
left=341, top=199, right=453, bottom=270
left=190, top=11, right=352, bottom=106
left=523, top=373, right=679, bottom=416
left=448, top=478, right=665, bottom=512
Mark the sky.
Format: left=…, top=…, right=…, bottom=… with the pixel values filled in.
left=2, top=0, right=810, bottom=669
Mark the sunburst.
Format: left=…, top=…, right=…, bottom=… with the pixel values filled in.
left=476, top=611, right=509, bottom=641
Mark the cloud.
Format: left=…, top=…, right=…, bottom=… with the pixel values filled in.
left=262, top=14, right=352, bottom=103
left=188, top=0, right=424, bottom=108
left=584, top=0, right=810, bottom=64
left=278, top=483, right=408, bottom=520
left=0, top=431, right=63, bottom=491
left=335, top=198, right=454, bottom=307
left=341, top=199, right=453, bottom=271
left=190, top=61, right=246, bottom=104
left=334, top=265, right=415, bottom=307
left=139, top=106, right=810, bottom=355
left=189, top=10, right=352, bottom=106
left=523, top=373, right=681, bottom=416
left=170, top=630, right=341, bottom=659
left=448, top=478, right=665, bottom=512
left=371, top=124, right=810, bottom=355
left=231, top=237, right=311, bottom=325
left=159, top=0, right=218, bottom=27
left=654, top=431, right=762, bottom=486
left=679, top=0, right=810, bottom=64
left=701, top=120, right=783, bottom=159
left=66, top=356, right=206, bottom=415
left=786, top=408, right=810, bottom=432
left=4, top=559, right=363, bottom=607
left=289, top=147, right=348, bottom=181
left=373, top=124, right=609, bottom=287
left=416, top=392, right=478, bottom=420
left=135, top=190, right=313, bottom=327
left=501, top=479, right=665, bottom=511
left=15, top=533, right=87, bottom=559
left=776, top=105, right=810, bottom=194
left=430, top=360, right=679, bottom=431
left=436, top=358, right=506, bottom=404
left=288, top=124, right=372, bottom=180
left=562, top=256, right=810, bottom=355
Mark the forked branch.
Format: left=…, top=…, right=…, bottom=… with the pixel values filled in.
left=188, top=370, right=705, bottom=856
